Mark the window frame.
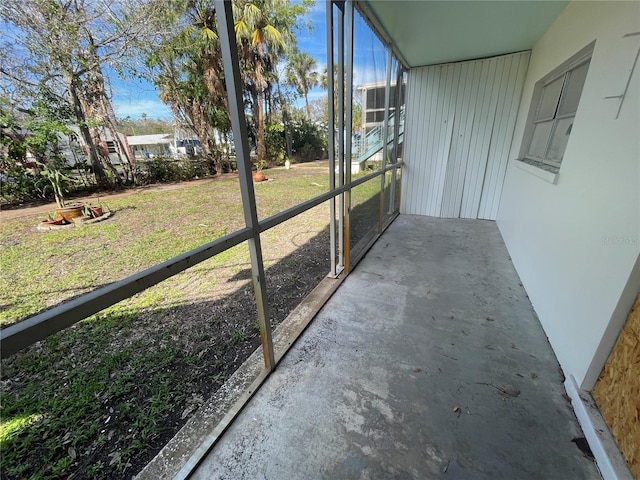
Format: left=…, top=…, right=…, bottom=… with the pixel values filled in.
left=519, top=41, right=594, bottom=173
left=106, top=140, right=118, bottom=154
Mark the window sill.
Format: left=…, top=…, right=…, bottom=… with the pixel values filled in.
left=514, top=158, right=559, bottom=184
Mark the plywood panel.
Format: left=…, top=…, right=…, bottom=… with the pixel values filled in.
left=593, top=294, right=640, bottom=478
left=402, top=51, right=530, bottom=219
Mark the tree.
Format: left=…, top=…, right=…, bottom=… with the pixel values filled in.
left=233, top=0, right=312, bottom=164
left=0, top=0, right=167, bottom=186
left=286, top=52, right=318, bottom=121
left=1, top=89, right=80, bottom=205
left=320, top=64, right=362, bottom=131
left=307, top=97, right=328, bottom=127
left=141, top=0, right=312, bottom=167
left=1, top=0, right=102, bottom=184
left=145, top=0, right=230, bottom=171
left=233, top=0, right=287, bottom=163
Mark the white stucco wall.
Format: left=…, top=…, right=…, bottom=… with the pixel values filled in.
left=497, top=1, right=640, bottom=389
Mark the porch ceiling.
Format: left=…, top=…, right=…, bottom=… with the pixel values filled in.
left=361, top=0, right=569, bottom=67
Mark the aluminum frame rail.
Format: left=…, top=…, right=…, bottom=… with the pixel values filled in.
left=344, top=0, right=354, bottom=273
left=337, top=1, right=346, bottom=274
left=379, top=51, right=393, bottom=232
left=327, top=0, right=337, bottom=278
left=389, top=66, right=405, bottom=215
left=216, top=0, right=274, bottom=370
left=0, top=229, right=252, bottom=358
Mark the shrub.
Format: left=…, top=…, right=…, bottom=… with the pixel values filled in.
left=290, top=119, right=326, bottom=162
left=265, top=124, right=286, bottom=165
left=135, top=157, right=214, bottom=185
left=0, top=165, right=40, bottom=205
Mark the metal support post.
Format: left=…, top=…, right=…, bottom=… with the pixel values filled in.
left=215, top=0, right=274, bottom=371
left=337, top=1, right=345, bottom=272
left=344, top=0, right=354, bottom=272
left=327, top=1, right=337, bottom=278
left=379, top=51, right=392, bottom=232
left=389, top=66, right=404, bottom=215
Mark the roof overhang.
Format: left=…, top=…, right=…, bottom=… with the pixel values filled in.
left=359, top=0, right=569, bottom=68
left=127, top=134, right=173, bottom=146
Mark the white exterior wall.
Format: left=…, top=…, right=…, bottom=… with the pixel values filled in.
left=401, top=52, right=529, bottom=219
left=497, top=1, right=640, bottom=389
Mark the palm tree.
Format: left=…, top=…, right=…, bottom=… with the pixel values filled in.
left=233, top=0, right=291, bottom=163
left=148, top=0, right=231, bottom=171
left=187, top=0, right=228, bottom=115
left=320, top=64, right=361, bottom=130
left=286, top=52, right=318, bottom=121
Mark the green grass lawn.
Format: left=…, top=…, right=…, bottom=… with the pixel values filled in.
left=0, top=164, right=335, bottom=327
left=0, top=163, right=388, bottom=480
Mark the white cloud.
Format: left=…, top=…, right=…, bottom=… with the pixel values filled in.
left=353, top=65, right=387, bottom=86
left=113, top=99, right=172, bottom=120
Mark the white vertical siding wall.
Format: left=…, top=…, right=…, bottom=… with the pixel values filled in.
left=402, top=52, right=529, bottom=219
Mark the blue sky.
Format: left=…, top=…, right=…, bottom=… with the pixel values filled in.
left=113, top=0, right=329, bottom=120
left=295, top=0, right=327, bottom=106
left=111, top=1, right=388, bottom=120
left=111, top=76, right=172, bottom=119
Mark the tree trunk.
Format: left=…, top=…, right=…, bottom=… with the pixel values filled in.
left=265, top=85, right=273, bottom=125
left=189, top=100, right=218, bottom=175
left=202, top=52, right=229, bottom=113
left=283, top=106, right=292, bottom=158
left=64, top=73, right=108, bottom=186
left=91, top=127, right=121, bottom=183
left=276, top=81, right=292, bottom=158
left=305, top=92, right=311, bottom=121
left=254, top=88, right=266, bottom=163
left=103, top=117, right=134, bottom=183
left=82, top=37, right=123, bottom=186
left=113, top=129, right=135, bottom=183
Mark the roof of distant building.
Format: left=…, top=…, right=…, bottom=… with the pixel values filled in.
left=127, top=134, right=173, bottom=146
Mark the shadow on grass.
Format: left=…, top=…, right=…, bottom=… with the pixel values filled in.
left=350, top=171, right=401, bottom=250
left=227, top=267, right=253, bottom=282
left=0, top=226, right=330, bottom=480
left=1, top=282, right=116, bottom=318
left=0, top=185, right=393, bottom=480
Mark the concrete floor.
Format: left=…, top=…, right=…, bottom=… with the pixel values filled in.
left=191, top=215, right=601, bottom=480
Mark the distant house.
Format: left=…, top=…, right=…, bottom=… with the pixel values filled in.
left=0, top=126, right=132, bottom=169
left=359, top=81, right=401, bottom=136
left=354, top=80, right=406, bottom=168
left=127, top=133, right=202, bottom=160
left=127, top=134, right=173, bottom=160
left=56, top=127, right=132, bottom=167
left=173, top=138, right=201, bottom=158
